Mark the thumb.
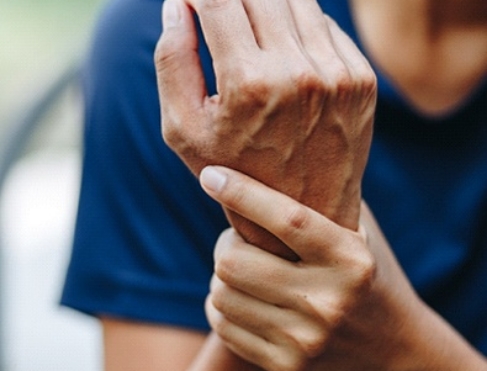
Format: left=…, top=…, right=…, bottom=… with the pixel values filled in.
left=155, top=0, right=206, bottom=135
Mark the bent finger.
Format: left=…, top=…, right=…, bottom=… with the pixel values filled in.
left=155, top=0, right=207, bottom=120
left=200, top=166, right=346, bottom=261
left=286, top=0, right=335, bottom=58
left=325, top=15, right=376, bottom=85
left=206, top=297, right=287, bottom=371
left=210, top=275, right=285, bottom=338
left=213, top=231, right=299, bottom=306
left=209, top=276, right=328, bottom=359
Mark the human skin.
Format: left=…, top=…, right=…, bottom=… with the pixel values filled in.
left=155, top=0, right=376, bottom=260
left=152, top=0, right=487, bottom=370
left=156, top=0, right=375, bottom=367
left=200, top=165, right=487, bottom=371
left=106, top=0, right=376, bottom=366
left=99, top=0, right=487, bottom=369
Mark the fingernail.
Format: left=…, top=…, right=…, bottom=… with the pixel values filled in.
left=163, top=0, right=181, bottom=29
left=200, top=166, right=227, bottom=193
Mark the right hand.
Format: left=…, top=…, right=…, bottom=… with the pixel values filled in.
left=155, top=0, right=377, bottom=259
left=202, top=167, right=487, bottom=371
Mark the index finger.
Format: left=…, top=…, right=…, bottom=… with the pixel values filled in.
left=200, top=166, right=346, bottom=261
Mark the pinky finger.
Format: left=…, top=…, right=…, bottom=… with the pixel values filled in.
left=206, top=297, right=282, bottom=371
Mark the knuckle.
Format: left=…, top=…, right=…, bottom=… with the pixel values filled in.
left=352, top=69, right=378, bottom=103
left=339, top=235, right=377, bottom=293
left=214, top=249, right=238, bottom=284
left=209, top=282, right=228, bottom=312
left=161, top=118, right=179, bottom=145
left=231, top=71, right=271, bottom=107
left=331, top=68, right=353, bottom=95
left=323, top=292, right=353, bottom=332
left=334, top=66, right=377, bottom=102
left=213, top=228, right=232, bottom=261
left=161, top=116, right=197, bottom=154
left=351, top=248, right=377, bottom=292
left=292, top=68, right=325, bottom=97
left=278, top=204, right=310, bottom=238
left=154, top=33, right=181, bottom=69
left=294, top=329, right=327, bottom=358
left=360, top=69, right=378, bottom=95
left=153, top=37, right=168, bottom=66
left=326, top=304, right=347, bottom=333
left=309, top=291, right=351, bottom=333
left=217, top=66, right=272, bottom=114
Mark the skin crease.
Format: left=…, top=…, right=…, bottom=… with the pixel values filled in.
left=151, top=0, right=487, bottom=370
left=199, top=167, right=487, bottom=371
left=156, top=0, right=376, bottom=260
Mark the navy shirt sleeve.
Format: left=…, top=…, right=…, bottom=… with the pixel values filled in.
left=61, top=0, right=228, bottom=331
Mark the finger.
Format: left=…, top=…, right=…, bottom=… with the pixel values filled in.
left=214, top=228, right=285, bottom=265
left=155, top=0, right=207, bottom=120
left=286, top=0, right=334, bottom=56
left=210, top=274, right=328, bottom=356
left=212, top=231, right=350, bottom=323
left=192, top=0, right=259, bottom=73
left=213, top=231, right=299, bottom=307
left=285, top=0, right=348, bottom=80
left=213, top=228, right=234, bottom=263
left=205, top=296, right=277, bottom=370
left=241, top=0, right=298, bottom=50
left=325, top=15, right=375, bottom=82
left=210, top=275, right=284, bottom=338
left=200, top=166, right=346, bottom=261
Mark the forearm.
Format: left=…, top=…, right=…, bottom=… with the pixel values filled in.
left=187, top=332, right=263, bottom=371
left=394, top=301, right=487, bottom=371
left=157, top=0, right=375, bottom=368
left=102, top=318, right=207, bottom=371
left=102, top=317, right=258, bottom=371
left=360, top=204, right=487, bottom=371
left=198, top=186, right=487, bottom=371
left=185, top=305, right=487, bottom=371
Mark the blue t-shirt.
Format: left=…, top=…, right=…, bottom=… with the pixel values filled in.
left=61, top=0, right=487, bottom=352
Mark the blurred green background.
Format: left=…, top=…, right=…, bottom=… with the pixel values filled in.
left=0, top=0, right=103, bottom=134
left=0, top=0, right=106, bottom=369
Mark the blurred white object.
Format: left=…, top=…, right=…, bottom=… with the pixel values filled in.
left=0, top=151, right=101, bottom=371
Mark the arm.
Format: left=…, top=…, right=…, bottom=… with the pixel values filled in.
left=155, top=0, right=383, bottom=366
left=155, top=0, right=376, bottom=259
left=155, top=0, right=375, bottom=368
left=102, top=318, right=206, bottom=371
left=200, top=166, right=487, bottom=371
left=102, top=318, right=263, bottom=371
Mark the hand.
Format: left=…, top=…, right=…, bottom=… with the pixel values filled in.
left=200, top=166, right=487, bottom=371
left=155, top=0, right=376, bottom=258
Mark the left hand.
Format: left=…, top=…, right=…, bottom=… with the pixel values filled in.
left=155, top=0, right=376, bottom=259
left=199, top=165, right=447, bottom=371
